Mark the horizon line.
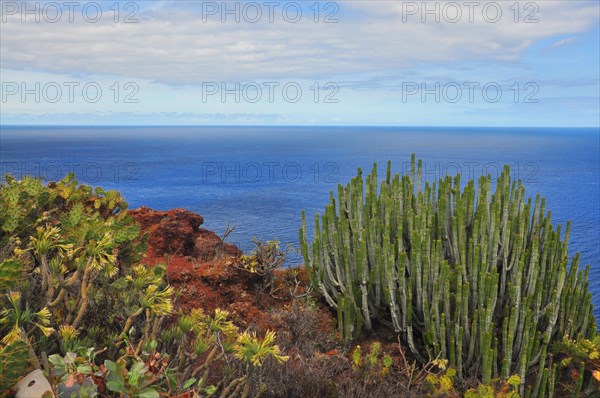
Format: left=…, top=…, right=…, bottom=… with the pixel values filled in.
left=1, top=124, right=599, bottom=129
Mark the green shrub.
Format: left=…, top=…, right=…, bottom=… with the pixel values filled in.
left=235, top=238, right=289, bottom=294
left=1, top=174, right=288, bottom=397
left=300, top=155, right=598, bottom=396
left=0, top=174, right=151, bottom=354
left=351, top=342, right=393, bottom=378
left=553, top=335, right=600, bottom=397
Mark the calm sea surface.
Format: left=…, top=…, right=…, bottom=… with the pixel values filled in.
left=1, top=126, right=599, bottom=318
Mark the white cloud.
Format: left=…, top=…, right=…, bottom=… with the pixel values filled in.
left=550, top=37, right=576, bottom=48
left=0, top=1, right=597, bottom=85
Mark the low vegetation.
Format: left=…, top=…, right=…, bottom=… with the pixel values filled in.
left=1, top=154, right=599, bottom=397
left=0, top=175, right=287, bottom=397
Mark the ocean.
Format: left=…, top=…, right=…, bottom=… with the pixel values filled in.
left=1, top=126, right=599, bottom=318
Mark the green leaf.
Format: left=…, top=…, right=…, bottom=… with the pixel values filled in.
left=78, top=382, right=99, bottom=398
left=183, top=378, right=197, bottom=390
left=561, top=357, right=572, bottom=367
left=111, top=278, right=129, bottom=289
left=106, top=379, right=125, bottom=393
left=48, top=353, right=66, bottom=368
left=104, top=360, right=117, bottom=373
left=128, top=361, right=147, bottom=388
left=76, top=364, right=93, bottom=374
left=382, top=354, right=393, bottom=368
left=130, top=361, right=147, bottom=374
left=135, top=388, right=160, bottom=398
left=166, top=369, right=177, bottom=389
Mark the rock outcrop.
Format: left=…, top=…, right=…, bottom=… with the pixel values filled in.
left=129, top=206, right=269, bottom=327
left=129, top=206, right=241, bottom=258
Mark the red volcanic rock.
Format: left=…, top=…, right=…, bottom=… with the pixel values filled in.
left=195, top=228, right=241, bottom=260
left=129, top=206, right=240, bottom=258
left=129, top=206, right=258, bottom=319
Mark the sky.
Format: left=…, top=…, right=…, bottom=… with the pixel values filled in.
left=0, top=0, right=599, bottom=126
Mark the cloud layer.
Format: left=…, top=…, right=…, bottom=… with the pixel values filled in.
left=1, top=0, right=598, bottom=125
left=2, top=1, right=597, bottom=83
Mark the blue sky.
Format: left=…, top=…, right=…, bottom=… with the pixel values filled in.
left=0, top=0, right=599, bottom=126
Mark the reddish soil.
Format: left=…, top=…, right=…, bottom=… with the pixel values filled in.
left=128, top=206, right=324, bottom=332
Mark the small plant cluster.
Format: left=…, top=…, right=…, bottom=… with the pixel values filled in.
left=351, top=342, right=393, bottom=376
left=424, top=359, right=458, bottom=397
left=553, top=335, right=600, bottom=396
left=463, top=375, right=521, bottom=398
left=0, top=174, right=288, bottom=397
left=239, top=239, right=286, bottom=274
left=235, top=239, right=289, bottom=294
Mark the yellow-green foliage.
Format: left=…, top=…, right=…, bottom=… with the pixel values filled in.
left=0, top=174, right=160, bottom=358
left=554, top=336, right=600, bottom=396
left=47, top=308, right=288, bottom=397
left=425, top=359, right=457, bottom=396
left=235, top=330, right=289, bottom=367
left=0, top=174, right=169, bottom=389
left=1, top=175, right=289, bottom=397
left=351, top=342, right=393, bottom=379
left=556, top=335, right=600, bottom=371
left=0, top=291, right=54, bottom=344
left=464, top=375, right=521, bottom=398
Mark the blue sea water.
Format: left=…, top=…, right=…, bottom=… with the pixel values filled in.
left=1, top=126, right=599, bottom=319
